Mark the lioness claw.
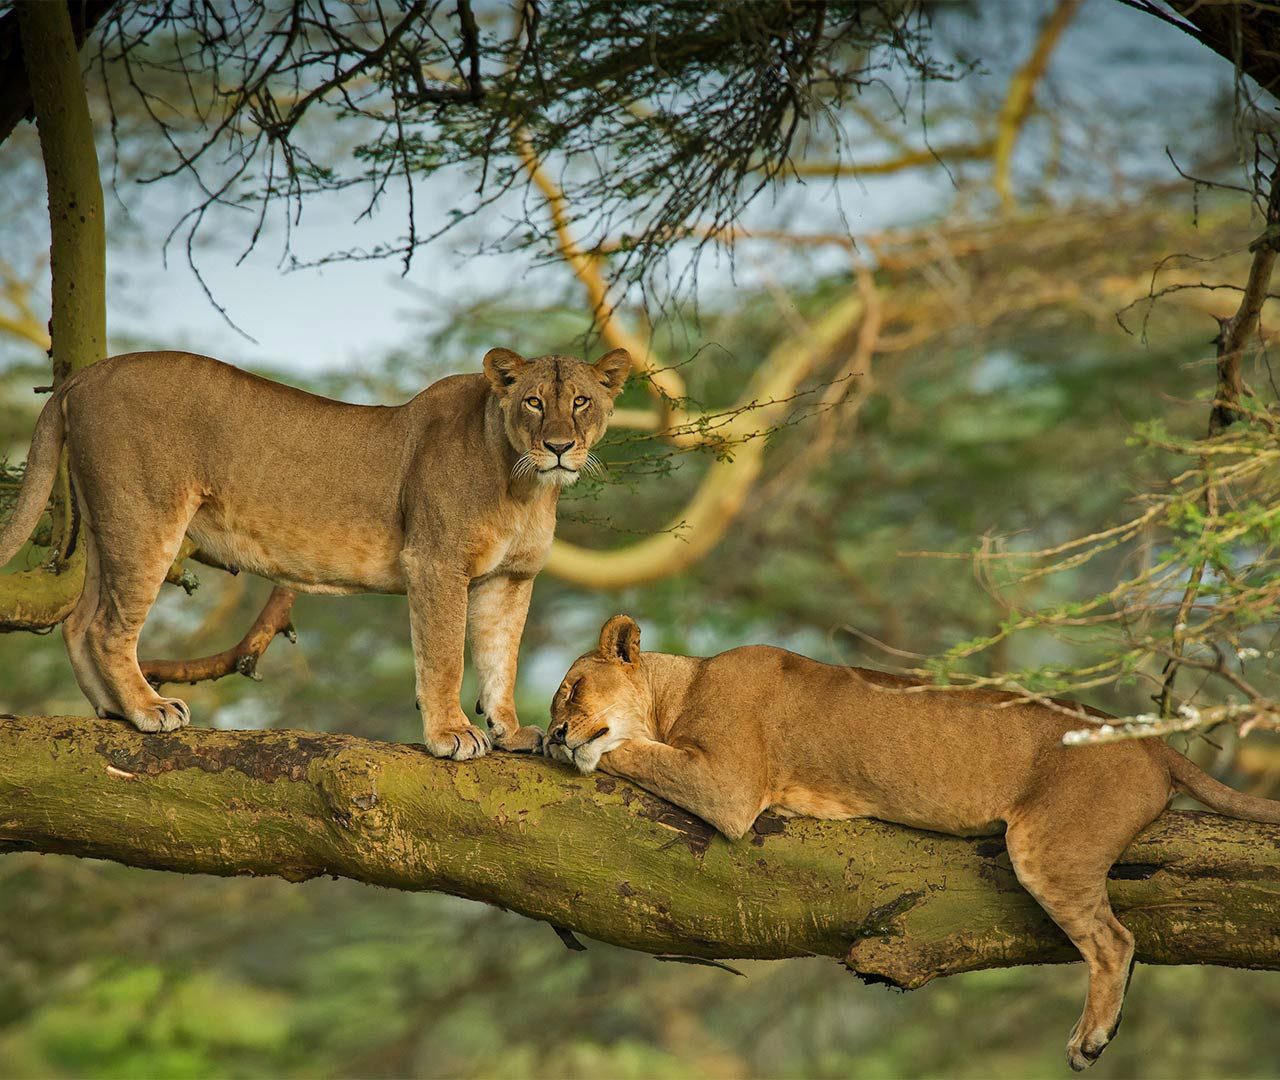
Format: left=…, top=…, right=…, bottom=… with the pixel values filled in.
left=424, top=720, right=490, bottom=760
left=127, top=698, right=191, bottom=733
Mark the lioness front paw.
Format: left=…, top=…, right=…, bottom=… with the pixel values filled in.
left=542, top=739, right=573, bottom=766
left=120, top=697, right=191, bottom=733
left=493, top=724, right=545, bottom=753
left=423, top=714, right=491, bottom=760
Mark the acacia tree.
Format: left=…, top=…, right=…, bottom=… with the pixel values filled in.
left=2, top=0, right=1280, bottom=1002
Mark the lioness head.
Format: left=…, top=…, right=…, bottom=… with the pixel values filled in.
left=548, top=613, right=651, bottom=772
left=483, top=347, right=632, bottom=486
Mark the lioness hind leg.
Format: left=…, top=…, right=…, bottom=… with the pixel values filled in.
left=1004, top=821, right=1136, bottom=1072
left=80, top=512, right=194, bottom=733
left=62, top=523, right=116, bottom=717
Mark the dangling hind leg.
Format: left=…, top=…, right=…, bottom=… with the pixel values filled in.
left=1005, top=819, right=1140, bottom=1071
left=78, top=510, right=195, bottom=733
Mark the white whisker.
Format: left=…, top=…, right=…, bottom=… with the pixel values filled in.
left=510, top=452, right=537, bottom=480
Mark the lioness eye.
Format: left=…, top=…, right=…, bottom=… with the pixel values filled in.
left=524, top=397, right=542, bottom=411
left=573, top=395, right=590, bottom=409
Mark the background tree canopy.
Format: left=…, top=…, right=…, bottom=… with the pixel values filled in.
left=1, top=1, right=1280, bottom=1076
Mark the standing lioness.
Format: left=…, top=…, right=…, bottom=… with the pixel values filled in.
left=0, top=348, right=630, bottom=757
left=547, top=614, right=1280, bottom=1071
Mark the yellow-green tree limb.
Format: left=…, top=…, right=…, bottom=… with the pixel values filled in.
left=545, top=290, right=867, bottom=588
left=0, top=545, right=83, bottom=632
left=16, top=2, right=106, bottom=383
left=992, top=0, right=1082, bottom=211
left=2, top=2, right=107, bottom=628
left=1, top=715, right=1277, bottom=984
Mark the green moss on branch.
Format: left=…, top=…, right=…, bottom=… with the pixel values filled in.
left=1, top=716, right=1277, bottom=985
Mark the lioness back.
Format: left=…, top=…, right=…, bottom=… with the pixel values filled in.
left=62, top=352, right=498, bottom=593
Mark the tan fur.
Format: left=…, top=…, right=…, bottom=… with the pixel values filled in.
left=0, top=347, right=630, bottom=756
left=548, top=614, right=1280, bottom=1071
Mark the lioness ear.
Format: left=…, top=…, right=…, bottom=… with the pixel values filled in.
left=598, top=614, right=641, bottom=666
left=483, top=348, right=526, bottom=394
left=592, top=348, right=632, bottom=400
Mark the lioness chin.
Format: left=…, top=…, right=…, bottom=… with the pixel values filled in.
left=547, top=614, right=1280, bottom=1071
left=0, top=347, right=630, bottom=757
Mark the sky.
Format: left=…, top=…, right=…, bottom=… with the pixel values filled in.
left=0, top=0, right=1234, bottom=383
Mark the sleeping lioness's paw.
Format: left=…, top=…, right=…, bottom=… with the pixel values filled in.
left=120, top=697, right=191, bottom=733
left=423, top=713, right=491, bottom=760
left=491, top=724, right=545, bottom=754
left=475, top=703, right=544, bottom=754
left=542, top=738, right=572, bottom=766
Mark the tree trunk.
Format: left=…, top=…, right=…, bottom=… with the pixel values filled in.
left=1, top=715, right=1277, bottom=986
left=2, top=1, right=108, bottom=628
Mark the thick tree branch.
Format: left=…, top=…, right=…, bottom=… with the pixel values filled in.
left=1, top=716, right=1277, bottom=985
left=992, top=0, right=1082, bottom=210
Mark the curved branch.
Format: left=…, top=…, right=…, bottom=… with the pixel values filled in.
left=546, top=290, right=866, bottom=588
left=1164, top=0, right=1280, bottom=99
left=523, top=139, right=873, bottom=587
left=140, top=586, right=297, bottom=688
left=519, top=141, right=687, bottom=430
left=0, top=715, right=1277, bottom=986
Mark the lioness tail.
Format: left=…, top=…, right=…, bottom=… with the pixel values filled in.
left=1161, top=743, right=1280, bottom=824
left=0, top=391, right=66, bottom=566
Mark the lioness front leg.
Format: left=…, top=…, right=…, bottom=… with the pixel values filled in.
left=597, top=740, right=764, bottom=841
left=466, top=575, right=544, bottom=753
left=401, top=550, right=489, bottom=760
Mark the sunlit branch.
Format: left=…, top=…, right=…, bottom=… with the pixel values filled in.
left=993, top=0, right=1082, bottom=211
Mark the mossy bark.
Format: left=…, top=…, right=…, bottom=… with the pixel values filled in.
left=1, top=716, right=1277, bottom=985
left=2, top=2, right=106, bottom=626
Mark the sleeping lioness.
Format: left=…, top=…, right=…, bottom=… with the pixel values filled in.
left=0, top=347, right=630, bottom=757
left=546, top=614, right=1280, bottom=1071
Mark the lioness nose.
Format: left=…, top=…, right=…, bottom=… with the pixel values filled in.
left=544, top=440, right=574, bottom=456
left=549, top=721, right=568, bottom=744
